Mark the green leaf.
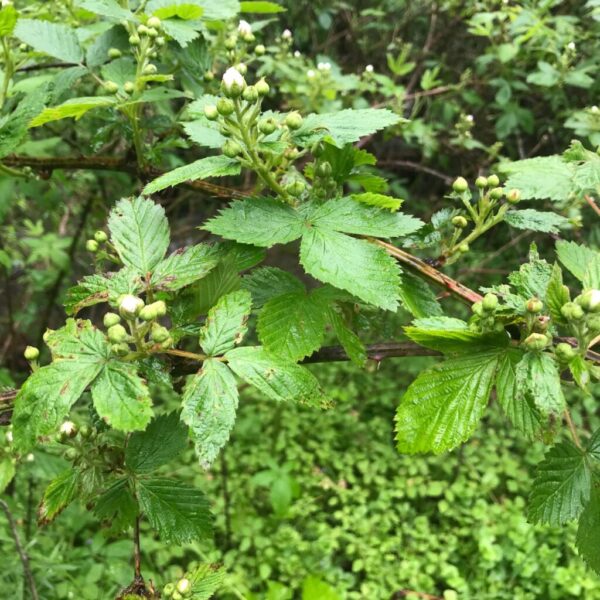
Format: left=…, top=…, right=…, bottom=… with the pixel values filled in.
left=153, top=3, right=204, bottom=19
left=91, top=361, right=153, bottom=432
left=13, top=322, right=109, bottom=450
left=195, top=0, right=240, bottom=20
left=226, top=346, right=328, bottom=407
left=77, top=0, right=136, bottom=21
left=528, top=442, right=591, bottom=525
left=125, top=413, right=188, bottom=474
left=199, top=290, right=252, bottom=356
left=137, top=478, right=212, bottom=544
left=308, top=197, right=422, bottom=238
left=395, top=350, right=501, bottom=454
left=504, top=209, right=571, bottom=234
left=184, top=119, right=227, bottom=149
left=204, top=198, right=304, bottom=247
left=587, top=428, right=600, bottom=462
left=351, top=192, right=403, bottom=212
left=242, top=267, right=304, bottom=308
left=300, top=227, right=401, bottom=311
left=295, top=109, right=400, bottom=147
left=94, top=478, right=137, bottom=530
left=64, top=268, right=144, bottom=315
left=405, top=317, right=508, bottom=354
left=495, top=348, right=542, bottom=437
left=0, top=5, right=18, bottom=36
left=576, top=486, right=600, bottom=574
left=108, top=196, right=170, bottom=274
left=150, top=244, right=219, bottom=291
left=0, top=458, right=15, bottom=494
left=142, top=156, right=240, bottom=195
left=181, top=359, right=239, bottom=467
left=38, top=470, right=80, bottom=524
left=545, top=263, right=570, bottom=325
left=556, top=240, right=600, bottom=288
left=160, top=19, right=202, bottom=47
left=500, top=156, right=574, bottom=202
left=29, top=97, right=117, bottom=128
left=258, top=290, right=327, bottom=361
left=508, top=245, right=553, bottom=301
left=188, top=563, right=226, bottom=600
left=240, top=1, right=284, bottom=12
left=14, top=19, right=83, bottom=63
left=397, top=271, right=443, bottom=318
left=302, top=576, right=341, bottom=600
left=328, top=305, right=366, bottom=367
left=515, top=352, right=565, bottom=416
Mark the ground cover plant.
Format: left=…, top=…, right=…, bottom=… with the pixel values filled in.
left=1, top=0, right=599, bottom=598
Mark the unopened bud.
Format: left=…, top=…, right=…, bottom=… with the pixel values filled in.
left=104, top=81, right=119, bottom=94
left=482, top=293, right=498, bottom=312
left=222, top=67, right=246, bottom=97
left=24, top=346, right=39, bottom=361
left=242, top=85, right=258, bottom=102
left=107, top=324, right=128, bottom=343
left=254, top=44, right=266, bottom=55
left=451, top=215, right=468, bottom=228
left=223, top=140, right=242, bottom=158
left=147, top=16, right=161, bottom=29
left=524, top=333, right=549, bottom=351
left=258, top=117, right=277, bottom=135
left=255, top=78, right=270, bottom=96
left=475, top=176, right=488, bottom=188
left=489, top=187, right=504, bottom=200
left=103, top=312, right=121, bottom=328
left=578, top=289, right=600, bottom=313
left=452, top=177, right=468, bottom=193
left=108, top=48, right=122, bottom=59
left=151, top=324, right=170, bottom=343
left=217, top=97, right=235, bottom=116
left=94, top=230, right=108, bottom=243
left=526, top=297, right=543, bottom=314
left=561, top=301, right=584, bottom=321
left=119, top=294, right=144, bottom=319
left=555, top=342, right=576, bottom=362
left=506, top=189, right=521, bottom=204
left=286, top=180, right=305, bottom=197
left=487, top=174, right=500, bottom=187
left=124, top=81, right=135, bottom=93
left=284, top=111, right=303, bottom=130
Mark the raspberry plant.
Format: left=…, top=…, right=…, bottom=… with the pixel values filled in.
left=0, top=1, right=600, bottom=598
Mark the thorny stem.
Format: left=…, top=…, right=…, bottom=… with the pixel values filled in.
left=0, top=499, right=39, bottom=600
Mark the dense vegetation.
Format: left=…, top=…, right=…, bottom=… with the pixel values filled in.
left=1, top=1, right=599, bottom=598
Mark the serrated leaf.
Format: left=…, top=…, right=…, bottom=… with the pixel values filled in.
left=125, top=413, right=188, bottom=473
left=508, top=245, right=553, bottom=301
left=500, top=156, right=574, bottom=202
left=0, top=5, right=18, bottom=36
left=576, top=486, right=600, bottom=574
left=351, top=192, right=403, bottom=212
left=242, top=267, right=304, bottom=308
left=397, top=271, right=443, bottom=318
left=587, top=428, right=600, bottom=462
left=240, top=1, right=284, bottom=12
left=13, top=322, right=109, bottom=450
left=29, top=97, right=117, bottom=128
left=327, top=305, right=366, bottom=366
left=556, top=240, right=600, bottom=288
left=545, top=263, right=570, bottom=325
left=515, top=352, right=565, bottom=416
left=143, top=156, right=240, bottom=195
left=395, top=350, right=501, bottom=454
left=137, top=477, right=212, bottom=544
left=258, top=290, right=327, bottom=361
left=0, top=458, right=15, bottom=494
left=181, top=359, right=239, bottom=467
left=495, top=348, right=542, bottom=437
left=405, top=318, right=508, bottom=354
left=199, top=290, right=252, bottom=356
left=504, top=209, right=571, bottom=233
left=91, top=361, right=153, bottom=431
left=94, top=478, right=137, bottom=530
left=77, top=0, right=136, bottom=21
left=204, top=198, right=304, bottom=247
left=300, top=227, right=400, bottom=311
left=64, top=267, right=144, bottom=315
left=295, top=108, right=400, bottom=147
left=308, top=197, right=422, bottom=237
left=160, top=19, right=202, bottom=46
left=528, top=442, right=591, bottom=525
left=108, top=196, right=169, bottom=274
left=153, top=3, right=204, bottom=19
left=150, top=244, right=219, bottom=291
left=188, top=563, right=226, bottom=600
left=38, top=470, right=80, bottom=525
left=15, top=19, right=83, bottom=63
left=184, top=119, right=227, bottom=149
left=225, top=346, right=327, bottom=407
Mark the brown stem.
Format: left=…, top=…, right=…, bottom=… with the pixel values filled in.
left=0, top=499, right=39, bottom=600
left=302, top=342, right=440, bottom=363
left=371, top=239, right=483, bottom=305
left=563, top=408, right=583, bottom=450
left=133, top=515, right=142, bottom=580
left=584, top=194, right=600, bottom=218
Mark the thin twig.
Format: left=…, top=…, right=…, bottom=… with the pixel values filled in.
left=133, top=516, right=142, bottom=580
left=584, top=194, right=600, bottom=218
left=379, top=159, right=452, bottom=183
left=0, top=499, right=39, bottom=600
left=563, top=408, right=582, bottom=450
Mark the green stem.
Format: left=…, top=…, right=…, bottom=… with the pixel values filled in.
left=1, top=37, right=14, bottom=109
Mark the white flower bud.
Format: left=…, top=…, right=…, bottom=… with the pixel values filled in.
left=119, top=294, right=144, bottom=319
left=26, top=453, right=35, bottom=462
left=307, top=69, right=316, bottom=79
left=60, top=421, right=76, bottom=436
left=282, top=29, right=292, bottom=40
left=237, top=20, right=252, bottom=36
left=591, top=106, right=599, bottom=113
left=222, top=66, right=246, bottom=97
left=567, top=41, right=576, bottom=51
left=294, top=50, right=301, bottom=58
left=6, top=430, right=13, bottom=443
left=466, top=114, right=474, bottom=122
left=365, top=64, right=374, bottom=73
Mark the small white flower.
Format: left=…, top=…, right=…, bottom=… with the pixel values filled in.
left=60, top=421, right=76, bottom=436
left=222, top=66, right=246, bottom=91
left=282, top=29, right=292, bottom=40
left=1, top=0, right=13, bottom=6
left=176, top=579, right=191, bottom=594
left=591, top=105, right=599, bottom=113
left=119, top=294, right=144, bottom=317
left=365, top=64, right=374, bottom=73
left=26, top=453, right=35, bottom=462
left=567, top=41, right=576, bottom=51
left=307, top=69, right=316, bottom=79
left=237, top=20, right=252, bottom=36
left=466, top=114, right=474, bottom=122
left=317, top=62, right=331, bottom=72
left=294, top=50, right=301, bottom=58
left=6, top=430, right=13, bottom=443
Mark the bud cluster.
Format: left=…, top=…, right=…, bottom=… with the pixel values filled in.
left=163, top=576, right=193, bottom=599
left=470, top=293, right=506, bottom=334
left=558, top=289, right=600, bottom=360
